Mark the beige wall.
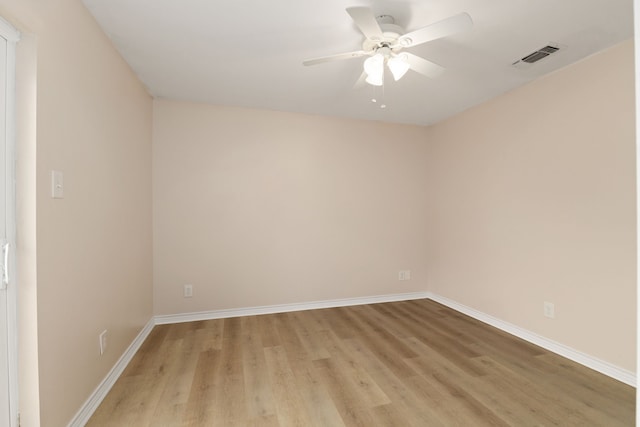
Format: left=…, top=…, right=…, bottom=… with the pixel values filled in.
left=427, top=40, right=636, bottom=371
left=0, top=0, right=634, bottom=422
left=153, top=41, right=636, bottom=373
left=153, top=100, right=431, bottom=315
left=1, top=0, right=153, bottom=426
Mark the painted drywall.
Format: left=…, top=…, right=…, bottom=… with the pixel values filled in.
left=153, top=100, right=431, bottom=315
left=0, top=0, right=154, bottom=425
left=152, top=42, right=636, bottom=373
left=0, top=1, right=635, bottom=423
left=427, top=40, right=636, bottom=371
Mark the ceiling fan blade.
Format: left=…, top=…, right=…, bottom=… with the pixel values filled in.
left=346, top=7, right=383, bottom=41
left=303, top=50, right=368, bottom=66
left=405, top=53, right=445, bottom=79
left=353, top=71, right=367, bottom=89
left=397, top=13, right=473, bottom=48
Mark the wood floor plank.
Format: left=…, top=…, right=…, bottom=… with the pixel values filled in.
left=382, top=307, right=487, bottom=377
left=257, top=314, right=282, bottom=348
left=313, top=329, right=390, bottom=408
left=402, top=336, right=484, bottom=381
left=370, top=403, right=411, bottom=426
left=409, top=350, right=559, bottom=426
left=356, top=303, right=414, bottom=339
left=121, top=324, right=170, bottom=377
left=242, top=316, right=277, bottom=420
left=211, top=327, right=247, bottom=426
left=325, top=308, right=418, bottom=379
left=398, top=301, right=482, bottom=348
left=149, top=334, right=200, bottom=426
left=88, top=299, right=635, bottom=426
left=196, top=318, right=225, bottom=352
left=402, top=374, right=487, bottom=426
left=471, top=337, right=635, bottom=420
left=311, top=357, right=379, bottom=427
left=289, top=360, right=346, bottom=427
left=287, top=310, right=331, bottom=360
left=339, top=337, right=447, bottom=427
left=263, top=345, right=315, bottom=427
left=471, top=355, right=610, bottom=426
left=182, top=349, right=221, bottom=426
left=88, top=325, right=180, bottom=426
left=312, top=307, right=356, bottom=340
left=85, top=374, right=143, bottom=426
left=429, top=369, right=511, bottom=426
left=244, top=414, right=280, bottom=427
left=222, top=316, right=242, bottom=340
left=342, top=305, right=419, bottom=359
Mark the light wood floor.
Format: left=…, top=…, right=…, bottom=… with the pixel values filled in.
left=87, top=299, right=635, bottom=426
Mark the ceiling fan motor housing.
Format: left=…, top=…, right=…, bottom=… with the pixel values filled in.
left=362, top=18, right=405, bottom=52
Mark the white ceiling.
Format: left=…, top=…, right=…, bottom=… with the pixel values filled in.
left=82, top=0, right=633, bottom=126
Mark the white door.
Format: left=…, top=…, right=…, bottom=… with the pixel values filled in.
left=0, top=17, right=19, bottom=427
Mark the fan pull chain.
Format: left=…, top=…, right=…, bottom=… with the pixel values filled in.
left=370, top=79, right=387, bottom=109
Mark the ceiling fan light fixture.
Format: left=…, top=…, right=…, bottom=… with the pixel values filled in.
left=303, top=7, right=474, bottom=91
left=388, top=54, right=410, bottom=81
left=364, top=53, right=384, bottom=86
left=365, top=73, right=384, bottom=86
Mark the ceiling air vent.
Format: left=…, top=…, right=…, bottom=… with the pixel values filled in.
left=521, top=45, right=559, bottom=63
left=512, top=45, right=561, bottom=68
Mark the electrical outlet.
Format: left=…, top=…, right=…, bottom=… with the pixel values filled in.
left=398, top=270, right=412, bottom=281
left=543, top=302, right=555, bottom=318
left=99, top=330, right=108, bottom=355
left=184, top=284, right=193, bottom=298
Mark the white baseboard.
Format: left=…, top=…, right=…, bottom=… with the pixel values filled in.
left=427, top=292, right=636, bottom=387
left=154, top=291, right=431, bottom=325
left=67, top=318, right=155, bottom=427
left=67, top=290, right=635, bottom=426
left=67, top=292, right=428, bottom=425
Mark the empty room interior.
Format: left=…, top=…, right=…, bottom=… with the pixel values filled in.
left=1, top=0, right=638, bottom=425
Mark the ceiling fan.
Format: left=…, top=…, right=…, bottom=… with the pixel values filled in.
left=303, top=7, right=473, bottom=86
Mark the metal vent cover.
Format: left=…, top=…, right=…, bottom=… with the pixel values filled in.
left=521, top=45, right=559, bottom=63
left=512, top=44, right=561, bottom=68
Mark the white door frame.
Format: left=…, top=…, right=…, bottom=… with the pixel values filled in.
left=0, top=16, right=20, bottom=427
left=635, top=0, right=640, bottom=424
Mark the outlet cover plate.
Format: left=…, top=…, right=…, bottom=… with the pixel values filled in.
left=398, top=270, right=412, bottom=281
left=184, top=284, right=193, bottom=298
left=543, top=302, right=555, bottom=318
